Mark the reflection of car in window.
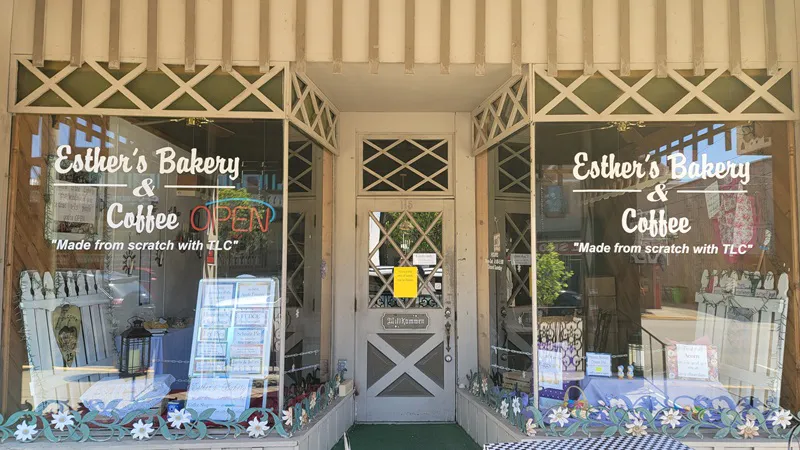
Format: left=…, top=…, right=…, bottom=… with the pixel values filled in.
left=92, top=271, right=152, bottom=306
left=541, top=290, right=582, bottom=317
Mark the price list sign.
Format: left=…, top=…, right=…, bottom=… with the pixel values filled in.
left=189, top=278, right=278, bottom=379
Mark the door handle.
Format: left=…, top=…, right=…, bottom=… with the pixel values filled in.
left=445, top=321, right=452, bottom=352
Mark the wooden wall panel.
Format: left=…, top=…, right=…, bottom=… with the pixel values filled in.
left=2, top=115, right=52, bottom=414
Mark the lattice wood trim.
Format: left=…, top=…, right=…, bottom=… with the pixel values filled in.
left=531, top=65, right=796, bottom=122
left=472, top=73, right=529, bottom=155
left=367, top=210, right=444, bottom=309
left=288, top=70, right=339, bottom=155
left=287, top=211, right=306, bottom=308
left=496, top=142, right=531, bottom=197
left=11, top=57, right=287, bottom=119
left=360, top=136, right=451, bottom=195
left=288, top=140, right=314, bottom=194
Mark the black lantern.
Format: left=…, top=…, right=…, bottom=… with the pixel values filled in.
left=119, top=319, right=152, bottom=378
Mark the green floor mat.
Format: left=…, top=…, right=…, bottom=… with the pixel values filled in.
left=331, top=423, right=480, bottom=450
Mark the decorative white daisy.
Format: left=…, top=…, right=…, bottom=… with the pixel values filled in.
left=130, top=419, right=154, bottom=441
left=247, top=417, right=269, bottom=437
left=549, top=407, right=570, bottom=427
left=525, top=418, right=537, bottom=437
left=737, top=419, right=759, bottom=439
left=282, top=408, right=294, bottom=427
left=50, top=410, right=75, bottom=431
left=167, top=408, right=192, bottom=429
left=310, top=392, right=317, bottom=409
left=500, top=399, right=509, bottom=418
left=770, top=409, right=793, bottom=429
left=625, top=418, right=648, bottom=437
left=660, top=409, right=682, bottom=429
left=14, top=421, right=37, bottom=442
left=609, top=398, right=628, bottom=411
left=512, top=397, right=521, bottom=415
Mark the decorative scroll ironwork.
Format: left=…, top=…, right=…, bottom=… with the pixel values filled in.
left=0, top=376, right=344, bottom=443
left=538, top=316, right=584, bottom=372
left=466, top=369, right=798, bottom=441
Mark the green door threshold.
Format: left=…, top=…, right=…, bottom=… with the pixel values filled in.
left=332, top=423, right=480, bottom=450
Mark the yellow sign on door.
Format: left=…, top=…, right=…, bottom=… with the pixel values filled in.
left=393, top=267, right=418, bottom=298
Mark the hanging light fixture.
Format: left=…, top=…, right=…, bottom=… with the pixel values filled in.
left=118, top=318, right=152, bottom=378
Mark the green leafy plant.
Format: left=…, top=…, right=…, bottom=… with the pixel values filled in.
left=536, top=243, right=573, bottom=306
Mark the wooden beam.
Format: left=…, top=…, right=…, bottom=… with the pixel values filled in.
left=511, top=0, right=521, bottom=76
left=185, top=0, right=196, bottom=72
left=475, top=0, right=486, bottom=76
left=405, top=0, right=415, bottom=74
left=619, top=0, right=630, bottom=76
left=147, top=0, right=158, bottom=71
left=222, top=0, right=233, bottom=72
left=109, top=0, right=121, bottom=69
left=369, top=0, right=379, bottom=74
left=582, top=0, right=593, bottom=75
left=259, top=0, right=270, bottom=72
left=547, top=0, right=557, bottom=77
left=296, top=0, right=307, bottom=73
left=70, top=0, right=83, bottom=67
left=764, top=0, right=777, bottom=76
left=692, top=0, right=704, bottom=76
left=440, top=0, right=450, bottom=74
left=728, top=0, right=741, bottom=75
left=656, top=0, right=667, bottom=78
left=32, top=0, right=46, bottom=67
left=333, top=0, right=343, bottom=74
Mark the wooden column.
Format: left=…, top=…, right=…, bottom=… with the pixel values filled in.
left=476, top=151, right=490, bottom=371
left=780, top=123, right=800, bottom=410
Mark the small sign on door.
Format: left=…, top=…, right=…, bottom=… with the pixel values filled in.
left=412, top=253, right=437, bottom=266
left=393, top=267, right=418, bottom=298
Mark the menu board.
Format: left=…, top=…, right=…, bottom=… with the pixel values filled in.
left=189, top=277, right=278, bottom=379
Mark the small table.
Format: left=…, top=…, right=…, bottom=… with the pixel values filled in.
left=483, top=434, right=692, bottom=449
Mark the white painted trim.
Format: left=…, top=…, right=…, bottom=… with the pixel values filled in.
left=454, top=111, right=477, bottom=385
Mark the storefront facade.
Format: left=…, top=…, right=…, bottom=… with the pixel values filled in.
left=0, top=1, right=799, bottom=449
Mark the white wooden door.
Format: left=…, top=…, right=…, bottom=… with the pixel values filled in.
left=355, top=198, right=455, bottom=422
